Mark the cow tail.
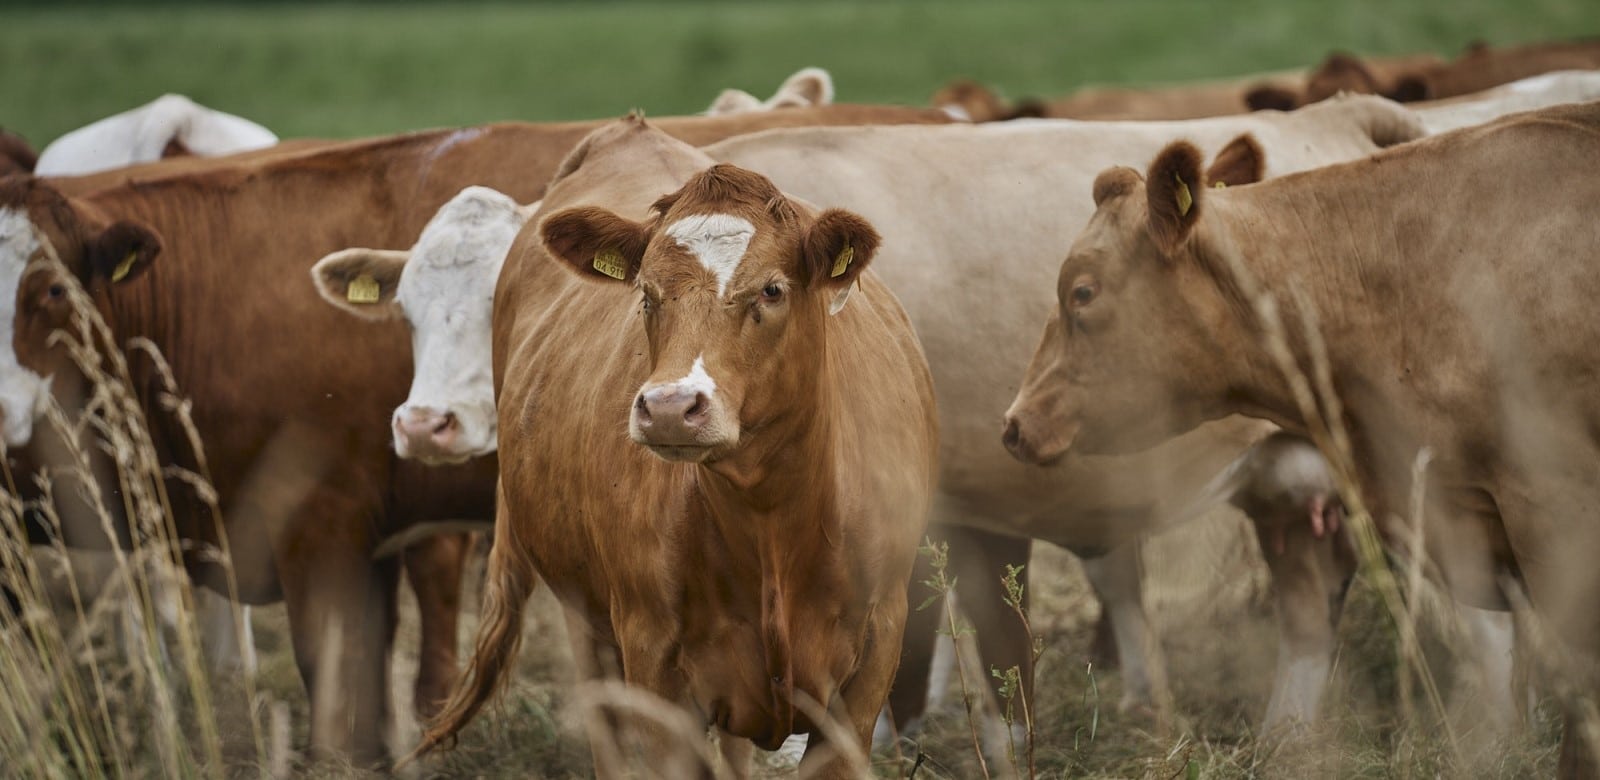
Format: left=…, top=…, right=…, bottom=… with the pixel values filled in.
left=412, top=537, right=539, bottom=758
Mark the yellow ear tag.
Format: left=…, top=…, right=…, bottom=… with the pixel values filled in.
left=1213, top=181, right=1228, bottom=190
left=592, top=248, right=628, bottom=280
left=830, top=244, right=854, bottom=278
left=346, top=273, right=381, bottom=304
left=1174, top=173, right=1193, bottom=217
left=110, top=250, right=137, bottom=283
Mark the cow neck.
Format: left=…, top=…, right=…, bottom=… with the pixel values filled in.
left=1196, top=179, right=1399, bottom=436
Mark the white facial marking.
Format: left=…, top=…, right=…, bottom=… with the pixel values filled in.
left=393, top=186, right=529, bottom=460
left=663, top=213, right=754, bottom=297
left=0, top=207, right=51, bottom=447
left=676, top=354, right=717, bottom=398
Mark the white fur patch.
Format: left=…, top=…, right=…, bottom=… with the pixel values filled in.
left=35, top=94, right=277, bottom=177
left=0, top=207, right=50, bottom=447
left=664, top=213, right=754, bottom=297
left=677, top=355, right=717, bottom=397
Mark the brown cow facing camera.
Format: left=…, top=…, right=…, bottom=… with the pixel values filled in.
left=420, top=117, right=937, bottom=778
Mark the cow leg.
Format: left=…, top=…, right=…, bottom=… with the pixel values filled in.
left=281, top=535, right=400, bottom=767
left=943, top=527, right=1034, bottom=758
left=403, top=531, right=473, bottom=720
left=1457, top=604, right=1523, bottom=734
left=1079, top=541, right=1169, bottom=717
left=800, top=588, right=907, bottom=780
left=1249, top=511, right=1353, bottom=733
left=194, top=585, right=256, bottom=677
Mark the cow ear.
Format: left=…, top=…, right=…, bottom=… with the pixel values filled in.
left=707, top=89, right=762, bottom=116
left=1387, top=75, right=1432, bottom=103
left=1205, top=133, right=1265, bottom=188
left=774, top=67, right=833, bottom=107
left=1245, top=85, right=1298, bottom=112
left=801, top=208, right=879, bottom=290
left=540, top=206, right=652, bottom=284
left=89, top=221, right=159, bottom=287
left=1145, top=141, right=1205, bottom=255
left=312, top=247, right=408, bottom=320
left=1092, top=167, right=1142, bottom=207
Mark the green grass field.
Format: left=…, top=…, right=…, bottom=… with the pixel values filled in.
left=3, top=0, right=1596, bottom=144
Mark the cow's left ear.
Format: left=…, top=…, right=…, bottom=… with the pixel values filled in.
left=1205, top=133, right=1265, bottom=188
left=1145, top=141, right=1205, bottom=256
left=801, top=208, right=879, bottom=292
left=87, top=220, right=160, bottom=287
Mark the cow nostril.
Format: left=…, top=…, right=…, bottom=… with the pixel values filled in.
left=1002, top=418, right=1022, bottom=451
left=433, top=412, right=457, bottom=435
left=634, top=393, right=652, bottom=424
left=685, top=393, right=708, bottom=421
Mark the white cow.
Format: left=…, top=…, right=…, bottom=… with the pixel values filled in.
left=35, top=94, right=278, bottom=177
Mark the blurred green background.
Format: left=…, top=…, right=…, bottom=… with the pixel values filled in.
left=3, top=0, right=1595, bottom=145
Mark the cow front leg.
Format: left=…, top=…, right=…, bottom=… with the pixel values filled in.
left=1080, top=541, right=1170, bottom=718
left=403, top=531, right=474, bottom=720
left=800, top=589, right=907, bottom=780
left=281, top=538, right=400, bottom=767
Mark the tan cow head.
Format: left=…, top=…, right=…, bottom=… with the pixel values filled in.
left=542, top=163, right=878, bottom=463
left=1003, top=136, right=1263, bottom=463
left=0, top=176, right=158, bottom=447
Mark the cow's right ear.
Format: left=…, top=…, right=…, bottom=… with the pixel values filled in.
left=312, top=247, right=408, bottom=320
left=540, top=206, right=652, bottom=284
left=1145, top=141, right=1205, bottom=256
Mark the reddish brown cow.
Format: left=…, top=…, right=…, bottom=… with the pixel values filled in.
left=0, top=103, right=949, bottom=765
left=419, top=117, right=937, bottom=777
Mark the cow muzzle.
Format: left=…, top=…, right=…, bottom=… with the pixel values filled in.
left=392, top=404, right=477, bottom=464
left=630, top=383, right=732, bottom=462
left=0, top=370, right=49, bottom=448
left=1000, top=410, right=1077, bottom=467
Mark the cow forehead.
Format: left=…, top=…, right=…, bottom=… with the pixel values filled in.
left=412, top=188, right=524, bottom=270
left=660, top=212, right=757, bottom=297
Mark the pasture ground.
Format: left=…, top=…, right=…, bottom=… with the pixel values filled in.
left=5, top=0, right=1593, bottom=777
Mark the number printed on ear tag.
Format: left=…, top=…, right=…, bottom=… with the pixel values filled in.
left=593, top=248, right=628, bottom=280
left=347, top=274, right=381, bottom=304
left=1174, top=173, right=1193, bottom=217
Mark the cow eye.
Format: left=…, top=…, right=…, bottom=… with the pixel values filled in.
left=47, top=283, right=66, bottom=300
left=761, top=284, right=783, bottom=301
left=1071, top=283, right=1098, bottom=307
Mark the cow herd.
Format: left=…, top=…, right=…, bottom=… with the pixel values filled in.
left=3, top=36, right=1600, bottom=777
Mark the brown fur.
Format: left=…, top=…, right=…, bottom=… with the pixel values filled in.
left=798, top=207, right=879, bottom=288
left=4, top=102, right=950, bottom=766
left=421, top=121, right=937, bottom=775
left=1144, top=141, right=1204, bottom=254
left=0, top=129, right=38, bottom=175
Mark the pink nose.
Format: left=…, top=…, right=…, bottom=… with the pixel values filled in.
left=634, top=386, right=709, bottom=440
left=393, top=406, right=460, bottom=456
